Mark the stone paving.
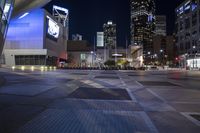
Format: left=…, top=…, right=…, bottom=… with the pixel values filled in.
left=0, top=69, right=199, bottom=133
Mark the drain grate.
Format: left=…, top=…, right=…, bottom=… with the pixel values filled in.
left=67, top=87, right=131, bottom=100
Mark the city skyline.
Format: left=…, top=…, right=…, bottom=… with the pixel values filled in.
left=45, top=0, right=183, bottom=46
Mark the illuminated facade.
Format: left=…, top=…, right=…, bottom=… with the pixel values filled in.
left=103, top=21, right=116, bottom=49
left=3, top=9, right=67, bottom=67
left=0, top=0, right=14, bottom=54
left=130, top=0, right=155, bottom=59
left=175, top=0, right=200, bottom=68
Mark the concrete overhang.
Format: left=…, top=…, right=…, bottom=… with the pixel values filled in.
left=12, top=0, right=52, bottom=17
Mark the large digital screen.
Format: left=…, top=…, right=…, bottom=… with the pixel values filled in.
left=46, top=16, right=60, bottom=41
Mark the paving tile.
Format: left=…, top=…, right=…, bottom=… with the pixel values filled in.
left=138, top=81, right=178, bottom=86
left=49, top=99, right=141, bottom=111
left=0, top=84, right=55, bottom=96
left=148, top=112, right=200, bottom=133
left=170, top=103, right=200, bottom=112
left=0, top=95, right=52, bottom=106
left=150, top=88, right=200, bottom=103
left=67, top=87, right=131, bottom=100
left=95, top=76, right=119, bottom=79
left=16, top=109, right=152, bottom=133
left=70, top=73, right=88, bottom=75
left=0, top=105, right=44, bottom=133
left=139, top=101, right=175, bottom=112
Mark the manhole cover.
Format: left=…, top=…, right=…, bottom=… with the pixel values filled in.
left=138, top=81, right=178, bottom=86
left=190, top=114, right=200, bottom=121
left=95, top=76, right=119, bottom=79
left=67, top=87, right=131, bottom=100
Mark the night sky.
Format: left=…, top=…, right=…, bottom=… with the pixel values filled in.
left=44, top=0, right=183, bottom=47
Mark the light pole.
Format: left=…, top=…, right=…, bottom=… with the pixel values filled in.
left=192, top=46, right=196, bottom=69
left=91, top=51, right=94, bottom=67
left=160, top=49, right=164, bottom=65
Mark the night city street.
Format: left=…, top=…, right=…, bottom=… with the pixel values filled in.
left=0, top=68, right=200, bottom=133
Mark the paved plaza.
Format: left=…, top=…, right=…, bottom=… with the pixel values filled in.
left=0, top=68, right=200, bottom=133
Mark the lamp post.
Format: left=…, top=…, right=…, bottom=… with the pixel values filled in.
left=192, top=46, right=196, bottom=69
left=91, top=51, right=94, bottom=67
left=160, top=49, right=164, bottom=65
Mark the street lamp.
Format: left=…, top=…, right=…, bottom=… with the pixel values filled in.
left=91, top=51, right=94, bottom=67
left=192, top=46, right=196, bottom=69
left=160, top=49, right=164, bottom=65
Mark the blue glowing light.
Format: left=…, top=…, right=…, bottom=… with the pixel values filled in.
left=5, top=9, right=44, bottom=49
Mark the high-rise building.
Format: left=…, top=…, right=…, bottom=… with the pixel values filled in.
left=0, top=0, right=15, bottom=54
left=175, top=0, right=200, bottom=69
left=155, top=15, right=167, bottom=36
left=130, top=0, right=156, bottom=57
left=96, top=32, right=104, bottom=48
left=103, top=21, right=116, bottom=49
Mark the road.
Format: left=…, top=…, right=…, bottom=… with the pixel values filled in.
left=0, top=68, right=200, bottom=133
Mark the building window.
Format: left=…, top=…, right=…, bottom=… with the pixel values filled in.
left=192, top=11, right=197, bottom=26
left=15, top=55, right=46, bottom=65
left=185, top=18, right=190, bottom=29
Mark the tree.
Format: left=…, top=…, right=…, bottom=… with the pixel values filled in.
left=104, top=60, right=116, bottom=67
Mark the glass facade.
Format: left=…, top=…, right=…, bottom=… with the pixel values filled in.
left=15, top=55, right=57, bottom=66
left=130, top=0, right=155, bottom=58
left=0, top=0, right=14, bottom=37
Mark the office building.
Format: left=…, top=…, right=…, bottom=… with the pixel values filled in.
left=3, top=8, right=67, bottom=67
left=67, top=40, right=93, bottom=67
left=155, top=15, right=167, bottom=36
left=175, top=0, right=200, bottom=68
left=0, top=0, right=15, bottom=55
left=0, top=0, right=52, bottom=56
left=153, top=35, right=175, bottom=65
left=130, top=0, right=156, bottom=60
left=96, top=32, right=104, bottom=48
left=103, top=21, right=116, bottom=49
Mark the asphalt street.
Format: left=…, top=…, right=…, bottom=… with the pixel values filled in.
left=0, top=68, right=200, bottom=133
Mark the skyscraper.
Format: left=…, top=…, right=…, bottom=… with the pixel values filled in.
left=130, top=0, right=155, bottom=57
left=103, top=21, right=116, bottom=49
left=155, top=15, right=167, bottom=36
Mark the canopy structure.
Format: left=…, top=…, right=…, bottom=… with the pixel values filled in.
left=12, top=0, right=52, bottom=17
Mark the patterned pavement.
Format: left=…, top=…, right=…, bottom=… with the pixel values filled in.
left=0, top=69, right=199, bottom=133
